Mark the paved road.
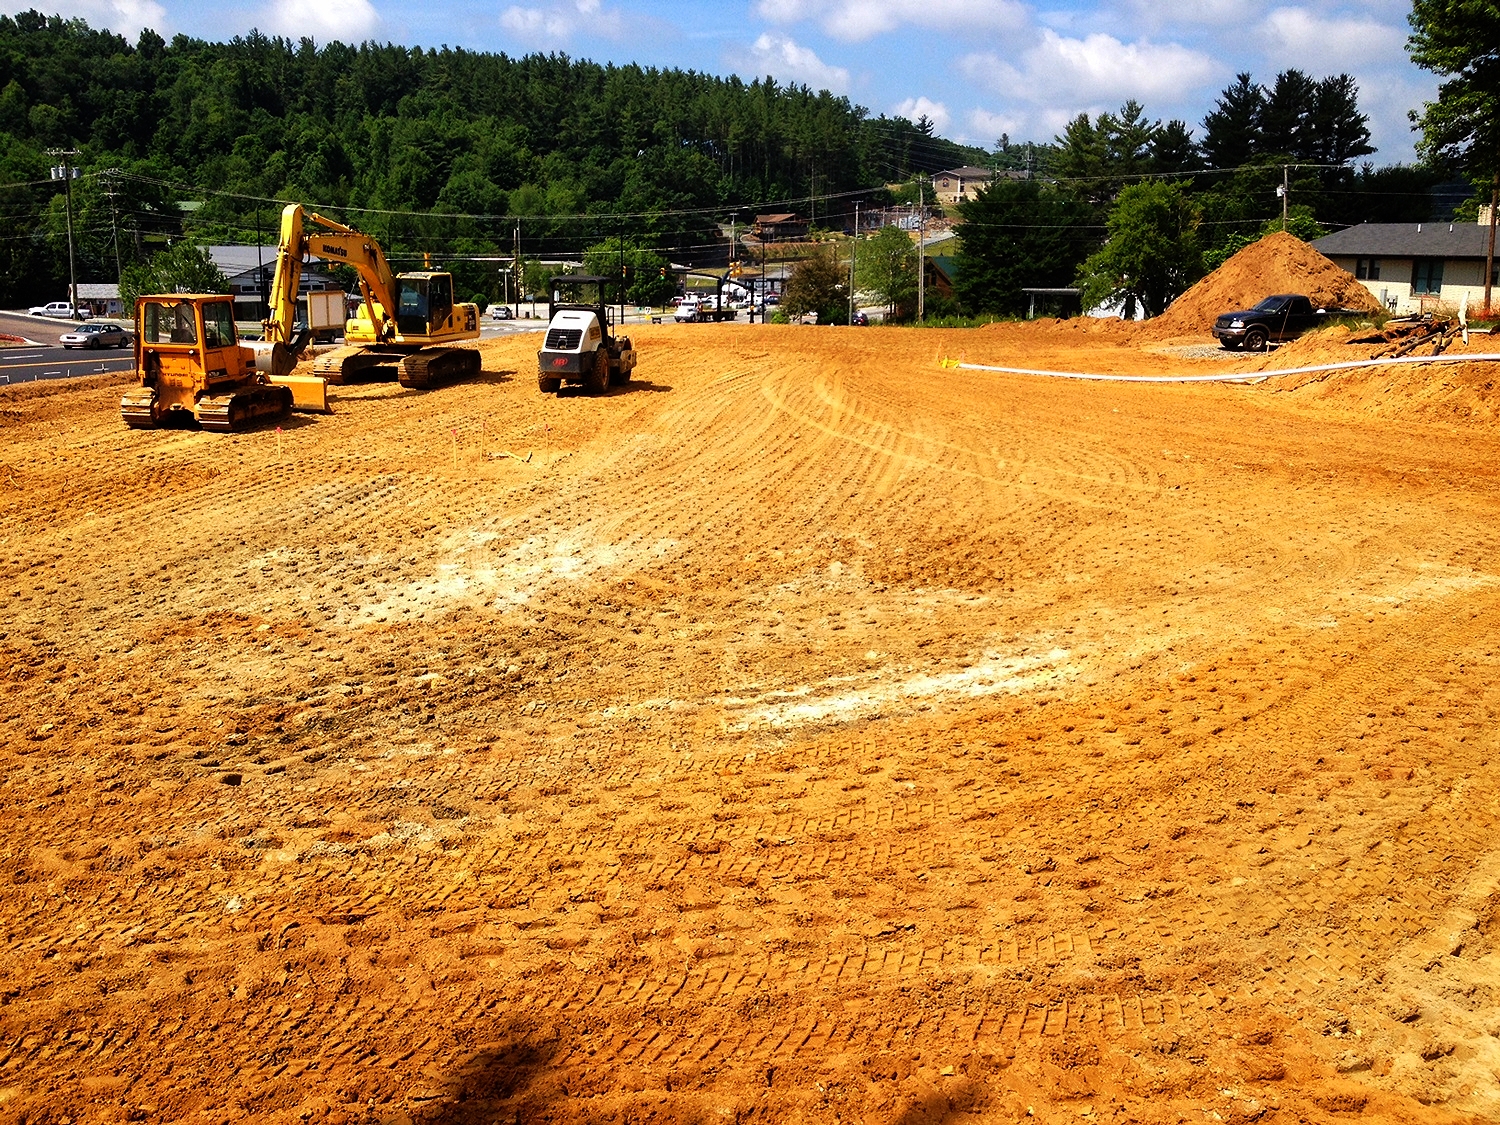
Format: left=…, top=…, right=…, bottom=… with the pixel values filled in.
left=0, top=309, right=545, bottom=385
left=0, top=343, right=134, bottom=385
left=0, top=311, right=134, bottom=384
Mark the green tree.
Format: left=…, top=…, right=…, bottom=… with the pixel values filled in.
left=954, top=179, right=1096, bottom=317
left=1201, top=73, right=1265, bottom=170
left=1076, top=181, right=1203, bottom=318
left=854, top=226, right=916, bottom=321
left=521, top=259, right=551, bottom=302
left=1409, top=0, right=1500, bottom=181
left=781, top=247, right=846, bottom=324
left=118, top=242, right=228, bottom=311
left=1310, top=74, right=1374, bottom=169
left=582, top=236, right=675, bottom=307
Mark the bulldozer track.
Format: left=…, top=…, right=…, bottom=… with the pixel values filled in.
left=195, top=383, right=293, bottom=432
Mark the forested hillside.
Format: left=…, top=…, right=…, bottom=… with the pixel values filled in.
left=0, top=10, right=984, bottom=304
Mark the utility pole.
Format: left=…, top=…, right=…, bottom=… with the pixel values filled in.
left=102, top=168, right=122, bottom=287
left=1279, top=165, right=1289, bottom=229
left=514, top=221, right=521, bottom=318
left=1485, top=173, right=1497, bottom=319
left=916, top=177, right=926, bottom=323
left=849, top=200, right=860, bottom=326
left=49, top=149, right=80, bottom=316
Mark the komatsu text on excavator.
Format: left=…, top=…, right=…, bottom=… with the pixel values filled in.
left=264, top=204, right=481, bottom=388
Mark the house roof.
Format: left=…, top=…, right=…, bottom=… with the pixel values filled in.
left=937, top=167, right=994, bottom=181
left=1312, top=222, right=1494, bottom=260
left=205, top=245, right=278, bottom=276
left=754, top=213, right=803, bottom=224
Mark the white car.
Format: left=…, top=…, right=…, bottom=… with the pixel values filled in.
left=29, top=301, right=81, bottom=319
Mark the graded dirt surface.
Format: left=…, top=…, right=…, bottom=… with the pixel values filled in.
left=3, top=321, right=1500, bottom=1125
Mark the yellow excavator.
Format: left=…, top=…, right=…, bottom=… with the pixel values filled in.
left=264, top=203, right=481, bottom=388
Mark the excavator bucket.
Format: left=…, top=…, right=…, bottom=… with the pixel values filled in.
left=270, top=373, right=331, bottom=413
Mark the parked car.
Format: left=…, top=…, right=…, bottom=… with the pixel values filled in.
left=852, top=311, right=869, bottom=326
left=29, top=301, right=82, bottom=319
left=59, top=322, right=132, bottom=349
left=490, top=305, right=513, bottom=320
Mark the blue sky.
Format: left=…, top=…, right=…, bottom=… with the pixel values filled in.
left=22, top=0, right=1435, bottom=163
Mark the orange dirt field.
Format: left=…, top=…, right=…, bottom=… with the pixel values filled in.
left=4, top=320, right=1500, bottom=1125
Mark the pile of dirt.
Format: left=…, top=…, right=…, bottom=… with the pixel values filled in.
left=1144, top=231, right=1383, bottom=340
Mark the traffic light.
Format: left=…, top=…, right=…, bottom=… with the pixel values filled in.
left=659, top=266, right=667, bottom=280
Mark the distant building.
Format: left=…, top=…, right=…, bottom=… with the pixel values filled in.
left=932, top=167, right=1022, bottom=206
left=751, top=214, right=810, bottom=242
left=76, top=283, right=122, bottom=318
left=1312, top=218, right=1500, bottom=314
left=204, top=245, right=344, bottom=320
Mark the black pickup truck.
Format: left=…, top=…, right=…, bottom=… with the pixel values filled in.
left=1212, top=294, right=1353, bottom=351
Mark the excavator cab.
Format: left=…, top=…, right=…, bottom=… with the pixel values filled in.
left=396, top=273, right=455, bottom=335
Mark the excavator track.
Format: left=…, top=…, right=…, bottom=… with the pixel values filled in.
left=195, top=384, right=293, bottom=433
left=120, top=387, right=160, bottom=429
left=312, top=346, right=401, bottom=385
left=398, top=347, right=482, bottom=390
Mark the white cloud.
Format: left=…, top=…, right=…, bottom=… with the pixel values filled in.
left=1255, top=7, right=1406, bottom=73
left=1360, top=70, right=1438, bottom=163
left=755, top=0, right=1026, bottom=42
left=736, top=32, right=850, bottom=92
left=964, top=30, right=1219, bottom=107
left=894, top=96, right=950, bottom=131
left=259, top=0, right=381, bottom=41
left=9, top=0, right=168, bottom=37
left=498, top=0, right=622, bottom=44
left=966, top=107, right=1025, bottom=145
left=1122, top=0, right=1257, bottom=28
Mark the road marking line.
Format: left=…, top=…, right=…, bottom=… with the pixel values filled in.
left=0, top=357, right=133, bottom=372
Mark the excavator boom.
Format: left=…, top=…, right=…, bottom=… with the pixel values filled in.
left=263, top=203, right=480, bottom=388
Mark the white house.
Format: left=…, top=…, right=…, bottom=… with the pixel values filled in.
left=1312, top=218, right=1499, bottom=315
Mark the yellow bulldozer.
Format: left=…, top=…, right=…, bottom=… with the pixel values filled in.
left=119, top=294, right=328, bottom=431
left=264, top=203, right=481, bottom=388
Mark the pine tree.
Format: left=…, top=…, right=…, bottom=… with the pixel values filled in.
left=1201, top=73, right=1264, bottom=169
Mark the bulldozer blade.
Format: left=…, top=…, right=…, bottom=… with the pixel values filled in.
left=271, top=374, right=331, bottom=413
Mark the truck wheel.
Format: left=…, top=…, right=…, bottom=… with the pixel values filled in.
left=538, top=376, right=561, bottom=394
left=1244, top=327, right=1268, bottom=352
left=584, top=348, right=608, bottom=394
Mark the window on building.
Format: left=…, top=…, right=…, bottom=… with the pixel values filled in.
left=1355, top=258, right=1380, bottom=281
left=1411, top=258, right=1444, bottom=294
